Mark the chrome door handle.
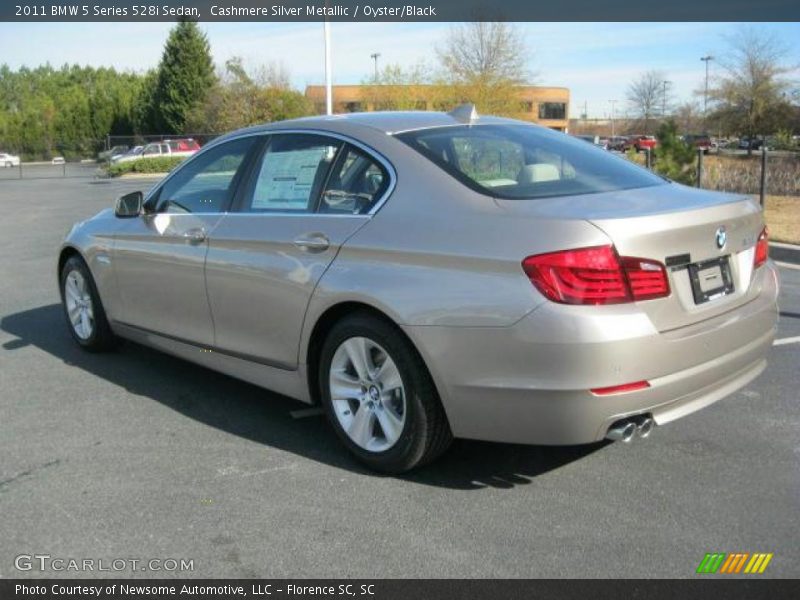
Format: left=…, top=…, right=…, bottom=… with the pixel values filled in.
left=183, top=228, right=207, bottom=243
left=293, top=234, right=330, bottom=252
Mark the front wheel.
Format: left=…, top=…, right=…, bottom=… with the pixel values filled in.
left=319, top=313, right=452, bottom=473
left=60, top=255, right=117, bottom=351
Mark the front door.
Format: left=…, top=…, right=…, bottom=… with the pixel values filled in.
left=112, top=136, right=259, bottom=346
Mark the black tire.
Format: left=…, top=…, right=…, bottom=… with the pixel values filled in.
left=59, top=255, right=117, bottom=352
left=318, top=312, right=452, bottom=473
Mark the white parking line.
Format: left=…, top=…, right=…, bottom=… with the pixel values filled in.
left=290, top=407, right=326, bottom=419
left=774, top=336, right=800, bottom=346
left=775, top=261, right=800, bottom=271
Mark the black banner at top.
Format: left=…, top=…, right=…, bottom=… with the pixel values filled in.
left=2, top=0, right=800, bottom=22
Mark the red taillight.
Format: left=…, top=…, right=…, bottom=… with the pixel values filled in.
left=522, top=245, right=669, bottom=305
left=590, top=380, right=650, bottom=396
left=754, top=227, right=768, bottom=269
left=620, top=256, right=670, bottom=300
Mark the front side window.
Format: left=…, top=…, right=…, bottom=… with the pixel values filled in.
left=319, top=147, right=389, bottom=214
left=157, top=137, right=256, bottom=214
left=245, top=135, right=341, bottom=213
left=397, top=124, right=665, bottom=200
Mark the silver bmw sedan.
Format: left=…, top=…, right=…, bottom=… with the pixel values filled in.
left=58, top=108, right=779, bottom=472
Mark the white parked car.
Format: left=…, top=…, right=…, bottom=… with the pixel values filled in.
left=115, top=139, right=201, bottom=163
left=110, top=146, right=143, bottom=164
left=52, top=156, right=65, bottom=165
left=0, top=152, right=20, bottom=167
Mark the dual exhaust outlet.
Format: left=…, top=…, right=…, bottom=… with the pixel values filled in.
left=605, top=415, right=655, bottom=443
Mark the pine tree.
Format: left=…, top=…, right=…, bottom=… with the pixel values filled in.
left=653, top=120, right=697, bottom=185
left=152, top=20, right=215, bottom=134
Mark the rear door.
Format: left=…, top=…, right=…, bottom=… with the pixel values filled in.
left=205, top=133, right=392, bottom=368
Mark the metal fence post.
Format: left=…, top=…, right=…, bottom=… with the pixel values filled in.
left=759, top=146, right=767, bottom=207
left=645, top=148, right=652, bottom=170
left=696, top=148, right=703, bottom=188
left=63, top=160, right=66, bottom=178
left=18, top=161, right=22, bottom=179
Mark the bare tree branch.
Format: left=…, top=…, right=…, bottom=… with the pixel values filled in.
left=436, top=22, right=534, bottom=85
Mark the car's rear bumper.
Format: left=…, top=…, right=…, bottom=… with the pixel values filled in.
left=405, top=263, right=779, bottom=445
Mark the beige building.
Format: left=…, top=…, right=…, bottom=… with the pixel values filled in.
left=305, top=84, right=570, bottom=131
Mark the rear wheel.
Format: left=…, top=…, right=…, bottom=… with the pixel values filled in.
left=60, top=255, right=117, bottom=351
left=319, top=313, right=452, bottom=473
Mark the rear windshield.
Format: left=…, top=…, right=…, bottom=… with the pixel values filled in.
left=396, top=124, right=665, bottom=200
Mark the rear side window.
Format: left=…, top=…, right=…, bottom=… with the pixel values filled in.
left=397, top=124, right=665, bottom=200
left=319, top=146, right=389, bottom=214
left=245, top=134, right=341, bottom=213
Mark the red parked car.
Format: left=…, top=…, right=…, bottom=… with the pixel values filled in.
left=630, top=135, right=657, bottom=153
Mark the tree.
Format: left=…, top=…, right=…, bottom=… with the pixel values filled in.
left=152, top=20, right=215, bottom=134
left=0, top=63, right=143, bottom=159
left=672, top=101, right=704, bottom=135
left=627, top=70, right=671, bottom=135
left=437, top=22, right=532, bottom=86
left=433, top=22, right=534, bottom=118
left=653, top=119, right=696, bottom=185
left=187, top=57, right=311, bottom=132
left=360, top=63, right=431, bottom=111
left=708, top=27, right=795, bottom=150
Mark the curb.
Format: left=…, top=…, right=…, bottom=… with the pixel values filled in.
left=770, top=242, right=800, bottom=265
left=114, top=172, right=171, bottom=180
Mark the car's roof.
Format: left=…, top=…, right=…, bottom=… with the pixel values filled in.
left=223, top=110, right=519, bottom=138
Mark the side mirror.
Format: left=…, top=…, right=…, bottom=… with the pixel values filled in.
left=115, top=191, right=143, bottom=218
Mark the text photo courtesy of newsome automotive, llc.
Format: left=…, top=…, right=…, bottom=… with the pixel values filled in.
left=0, top=0, right=799, bottom=597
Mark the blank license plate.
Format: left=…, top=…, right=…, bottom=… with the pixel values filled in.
left=688, top=257, right=734, bottom=304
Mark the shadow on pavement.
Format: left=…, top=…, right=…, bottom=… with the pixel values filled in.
left=2, top=303, right=606, bottom=490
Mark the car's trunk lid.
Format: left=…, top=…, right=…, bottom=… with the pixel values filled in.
left=495, top=182, right=766, bottom=331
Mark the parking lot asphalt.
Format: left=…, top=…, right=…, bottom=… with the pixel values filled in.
left=0, top=175, right=798, bottom=579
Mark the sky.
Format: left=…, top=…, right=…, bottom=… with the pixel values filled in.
left=0, top=21, right=798, bottom=118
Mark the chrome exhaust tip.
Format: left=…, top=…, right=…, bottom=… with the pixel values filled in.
left=633, top=416, right=655, bottom=439
left=605, top=421, right=637, bottom=443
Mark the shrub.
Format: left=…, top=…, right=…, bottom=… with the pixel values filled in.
left=771, top=129, right=797, bottom=151
left=653, top=120, right=696, bottom=185
left=106, top=156, right=186, bottom=177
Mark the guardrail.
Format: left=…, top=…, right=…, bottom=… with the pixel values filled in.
left=0, top=161, right=99, bottom=181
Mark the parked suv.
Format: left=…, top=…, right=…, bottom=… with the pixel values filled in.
left=607, top=136, right=629, bottom=152
left=738, top=137, right=765, bottom=151
left=684, top=134, right=712, bottom=154
left=116, top=139, right=201, bottom=163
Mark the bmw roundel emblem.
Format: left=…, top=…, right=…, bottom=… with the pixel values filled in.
left=715, top=226, right=727, bottom=250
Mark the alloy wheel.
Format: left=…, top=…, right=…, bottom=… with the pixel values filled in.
left=328, top=336, right=406, bottom=452
left=64, top=270, right=95, bottom=340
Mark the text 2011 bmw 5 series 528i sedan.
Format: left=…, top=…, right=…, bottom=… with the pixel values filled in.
left=59, top=107, right=779, bottom=472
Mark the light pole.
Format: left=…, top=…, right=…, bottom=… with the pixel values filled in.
left=370, top=52, right=381, bottom=81
left=700, top=55, right=713, bottom=115
left=609, top=99, right=617, bottom=137
left=323, top=20, right=332, bottom=115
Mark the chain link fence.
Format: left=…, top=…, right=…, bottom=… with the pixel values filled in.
left=0, top=133, right=221, bottom=181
